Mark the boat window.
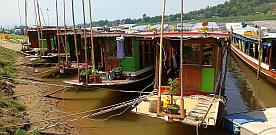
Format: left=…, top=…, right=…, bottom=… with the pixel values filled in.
left=124, top=40, right=133, bottom=57
left=183, top=44, right=200, bottom=65
left=202, top=44, right=214, bottom=66
left=106, top=39, right=117, bottom=58
left=262, top=46, right=269, bottom=64
left=144, top=41, right=153, bottom=66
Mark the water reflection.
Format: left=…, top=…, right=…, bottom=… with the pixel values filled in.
left=43, top=52, right=276, bottom=135
left=225, top=53, right=276, bottom=115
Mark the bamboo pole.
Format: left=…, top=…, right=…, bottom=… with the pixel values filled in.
left=56, top=0, right=61, bottom=67
left=24, top=0, right=28, bottom=45
left=257, top=26, right=262, bottom=80
left=63, top=0, right=69, bottom=67
left=88, top=0, right=96, bottom=74
left=34, top=0, right=41, bottom=49
left=36, top=0, right=43, bottom=49
left=180, top=0, right=185, bottom=117
left=71, top=0, right=80, bottom=83
left=81, top=0, right=89, bottom=85
left=157, top=0, right=166, bottom=114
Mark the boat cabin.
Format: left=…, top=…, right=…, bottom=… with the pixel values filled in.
left=231, top=33, right=275, bottom=71
left=151, top=32, right=229, bottom=95
left=92, top=33, right=155, bottom=78
left=28, top=27, right=71, bottom=53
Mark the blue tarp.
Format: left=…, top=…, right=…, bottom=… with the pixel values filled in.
left=224, top=114, right=266, bottom=135
left=233, top=34, right=272, bottom=47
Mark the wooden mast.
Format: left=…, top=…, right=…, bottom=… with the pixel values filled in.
left=82, top=0, right=89, bottom=85
left=34, top=0, right=41, bottom=49
left=157, top=0, right=166, bottom=114
left=63, top=0, right=69, bottom=67
left=257, top=26, right=262, bottom=80
left=71, top=0, right=80, bottom=82
left=56, top=0, right=61, bottom=67
left=88, top=0, right=96, bottom=74
left=180, top=0, right=185, bottom=117
left=36, top=0, right=43, bottom=49
left=24, top=0, right=28, bottom=45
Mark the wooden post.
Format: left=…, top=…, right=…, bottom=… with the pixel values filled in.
left=71, top=0, right=80, bottom=83
left=257, top=26, right=262, bottom=80
left=63, top=0, right=69, bottom=67
left=34, top=0, right=41, bottom=50
left=81, top=0, right=89, bottom=85
left=179, top=0, right=185, bottom=117
left=269, top=46, right=272, bottom=69
left=88, top=0, right=96, bottom=74
left=157, top=0, right=166, bottom=114
left=24, top=0, right=28, bottom=45
left=55, top=0, right=61, bottom=67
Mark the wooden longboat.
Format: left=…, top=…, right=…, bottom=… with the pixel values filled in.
left=26, top=27, right=71, bottom=63
left=143, top=31, right=230, bottom=95
left=133, top=31, right=230, bottom=127
left=63, top=32, right=155, bottom=89
left=226, top=23, right=276, bottom=85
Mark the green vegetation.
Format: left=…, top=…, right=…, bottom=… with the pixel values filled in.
left=0, top=46, right=20, bottom=58
left=6, top=35, right=26, bottom=44
left=15, top=129, right=40, bottom=135
left=91, top=0, right=276, bottom=26
left=0, top=98, right=26, bottom=113
left=0, top=46, right=20, bottom=77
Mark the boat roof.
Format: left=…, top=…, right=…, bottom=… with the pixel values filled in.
left=143, top=32, right=230, bottom=39
left=55, top=31, right=230, bottom=39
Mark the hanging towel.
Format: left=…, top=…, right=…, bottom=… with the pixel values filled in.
left=116, top=37, right=125, bottom=59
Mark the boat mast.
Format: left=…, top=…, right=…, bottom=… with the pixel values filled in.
left=36, top=0, right=43, bottom=49
left=71, top=0, right=80, bottom=82
left=157, top=0, right=166, bottom=114
left=82, top=0, right=89, bottom=85
left=257, top=26, right=262, bottom=80
left=24, top=0, right=28, bottom=45
left=88, top=0, right=96, bottom=73
left=56, top=0, right=61, bottom=66
left=34, top=0, right=41, bottom=49
left=63, top=0, right=69, bottom=67
left=180, top=0, right=185, bottom=117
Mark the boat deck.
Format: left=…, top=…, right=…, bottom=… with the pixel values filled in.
left=132, top=94, right=222, bottom=126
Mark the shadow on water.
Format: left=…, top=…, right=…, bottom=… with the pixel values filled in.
left=225, top=53, right=276, bottom=115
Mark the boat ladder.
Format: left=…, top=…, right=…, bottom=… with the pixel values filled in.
left=182, top=96, right=215, bottom=126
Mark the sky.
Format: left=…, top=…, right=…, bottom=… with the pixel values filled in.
left=0, top=0, right=228, bottom=27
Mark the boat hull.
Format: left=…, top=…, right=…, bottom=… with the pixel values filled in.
left=231, top=44, right=276, bottom=85
left=63, top=70, right=154, bottom=91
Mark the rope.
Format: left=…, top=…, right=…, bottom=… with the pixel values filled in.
left=0, top=96, right=146, bottom=130
left=196, top=123, right=199, bottom=135
left=37, top=96, right=147, bottom=132
left=27, top=80, right=154, bottom=131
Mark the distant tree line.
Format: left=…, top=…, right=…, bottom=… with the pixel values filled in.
left=89, top=0, right=276, bottom=27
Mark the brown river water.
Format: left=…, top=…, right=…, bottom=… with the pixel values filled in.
left=42, top=53, right=276, bottom=135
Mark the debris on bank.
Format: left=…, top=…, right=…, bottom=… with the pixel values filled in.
left=0, top=80, right=15, bottom=96
left=0, top=79, right=30, bottom=135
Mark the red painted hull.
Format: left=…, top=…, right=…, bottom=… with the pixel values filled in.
left=231, top=44, right=276, bottom=85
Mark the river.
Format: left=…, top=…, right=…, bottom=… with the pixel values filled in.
left=45, top=53, right=276, bottom=135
